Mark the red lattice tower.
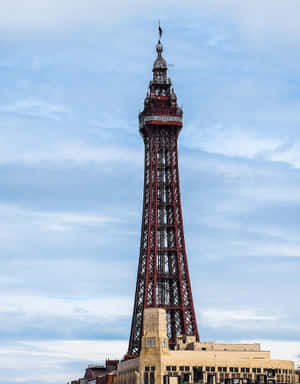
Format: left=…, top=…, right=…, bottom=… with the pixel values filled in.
left=128, top=37, right=199, bottom=356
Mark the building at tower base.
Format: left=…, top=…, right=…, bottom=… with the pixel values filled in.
left=68, top=360, right=119, bottom=384
left=118, top=308, right=298, bottom=384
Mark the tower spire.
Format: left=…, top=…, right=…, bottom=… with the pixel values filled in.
left=128, top=28, right=199, bottom=356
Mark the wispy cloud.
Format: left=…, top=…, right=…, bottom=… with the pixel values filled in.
left=0, top=99, right=70, bottom=121
left=184, top=122, right=300, bottom=171
left=185, top=123, right=281, bottom=159
left=0, top=0, right=300, bottom=43
left=200, top=308, right=278, bottom=329
left=0, top=139, right=142, bottom=166
left=207, top=33, right=227, bottom=48
left=0, top=293, right=131, bottom=321
left=239, top=340, right=300, bottom=366
left=0, top=0, right=154, bottom=34
left=0, top=203, right=124, bottom=255
left=0, top=204, right=117, bottom=234
left=89, top=113, right=133, bottom=133
left=199, top=0, right=300, bottom=42
left=244, top=242, right=300, bottom=258
left=0, top=258, right=135, bottom=298
left=270, top=143, right=300, bottom=169
left=0, top=291, right=132, bottom=343
left=0, top=339, right=127, bottom=384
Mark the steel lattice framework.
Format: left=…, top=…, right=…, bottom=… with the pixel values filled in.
left=128, top=38, right=199, bottom=356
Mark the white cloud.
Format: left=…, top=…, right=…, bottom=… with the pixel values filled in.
left=184, top=122, right=300, bottom=171
left=239, top=340, right=300, bottom=366
left=200, top=308, right=278, bottom=329
left=0, top=204, right=123, bottom=253
left=244, top=242, right=300, bottom=258
left=237, top=183, right=300, bottom=203
left=0, top=137, right=142, bottom=166
left=0, top=0, right=299, bottom=42
left=207, top=33, right=227, bottom=48
left=89, top=113, right=132, bottom=133
left=185, top=123, right=281, bottom=159
left=22, top=339, right=128, bottom=362
left=199, top=0, right=300, bottom=42
left=182, top=153, right=255, bottom=179
left=43, top=212, right=116, bottom=228
left=242, top=1, right=300, bottom=40
left=270, top=143, right=300, bottom=169
left=0, top=204, right=116, bottom=234
left=0, top=98, right=142, bottom=166
left=0, top=99, right=70, bottom=121
left=0, top=339, right=128, bottom=383
left=0, top=293, right=131, bottom=321
left=0, top=202, right=139, bottom=258
left=51, top=142, right=142, bottom=166
left=0, top=257, right=134, bottom=298
left=0, top=0, right=152, bottom=33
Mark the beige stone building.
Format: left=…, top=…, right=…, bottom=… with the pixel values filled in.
left=118, top=309, right=298, bottom=384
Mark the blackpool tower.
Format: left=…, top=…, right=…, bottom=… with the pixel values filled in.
left=128, top=33, right=199, bottom=356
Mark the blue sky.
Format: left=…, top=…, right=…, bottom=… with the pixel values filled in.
left=0, top=1, right=300, bottom=383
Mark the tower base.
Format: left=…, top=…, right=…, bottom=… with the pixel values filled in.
left=119, top=309, right=298, bottom=384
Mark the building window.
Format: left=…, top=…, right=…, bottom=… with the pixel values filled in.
left=151, top=367, right=155, bottom=372
left=211, top=367, right=215, bottom=372
left=180, top=367, right=184, bottom=372
left=241, top=368, right=245, bottom=373
left=146, top=337, right=156, bottom=348
left=234, top=368, right=238, bottom=373
left=223, top=368, right=227, bottom=372
left=252, top=369, right=257, bottom=373
left=202, top=348, right=207, bottom=351
left=257, top=369, right=261, bottom=373
left=246, top=368, right=250, bottom=373
left=172, top=366, right=176, bottom=372
left=194, top=367, right=203, bottom=371
left=185, top=367, right=190, bottom=372
left=218, top=368, right=222, bottom=372
left=145, top=367, right=150, bottom=372
left=166, top=367, right=171, bottom=372
left=230, top=368, right=234, bottom=372
left=193, top=367, right=203, bottom=383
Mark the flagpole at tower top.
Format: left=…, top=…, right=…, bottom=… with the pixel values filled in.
left=158, top=21, right=163, bottom=42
